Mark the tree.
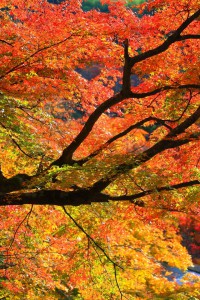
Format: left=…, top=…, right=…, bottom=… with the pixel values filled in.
left=0, top=0, right=200, bottom=298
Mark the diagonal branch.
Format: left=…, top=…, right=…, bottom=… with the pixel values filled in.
left=91, top=106, right=200, bottom=192
left=129, top=9, right=200, bottom=67
left=0, top=39, right=14, bottom=47
left=76, top=92, right=197, bottom=166
left=77, top=116, right=171, bottom=165
left=92, top=134, right=199, bottom=193
left=51, top=92, right=124, bottom=166
left=0, top=35, right=73, bottom=80
left=51, top=85, right=199, bottom=167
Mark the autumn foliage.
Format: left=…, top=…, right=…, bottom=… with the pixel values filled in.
left=0, top=0, right=200, bottom=299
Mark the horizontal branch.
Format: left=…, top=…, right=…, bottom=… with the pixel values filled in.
left=0, top=180, right=198, bottom=207
left=108, top=180, right=200, bottom=202
left=0, top=189, right=108, bottom=206
left=129, top=84, right=200, bottom=99
left=177, top=34, right=200, bottom=40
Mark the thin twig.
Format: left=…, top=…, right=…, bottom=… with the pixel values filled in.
left=90, top=239, right=116, bottom=289
left=0, top=35, right=74, bottom=80
left=62, top=206, right=123, bottom=270
left=0, top=122, right=34, bottom=158
left=4, top=205, right=34, bottom=276
left=113, top=264, right=129, bottom=300
left=8, top=205, right=34, bottom=250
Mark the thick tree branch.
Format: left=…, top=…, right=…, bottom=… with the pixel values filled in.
left=0, top=171, right=32, bottom=193
left=51, top=92, right=124, bottom=166
left=177, top=34, right=200, bottom=40
left=0, top=180, right=198, bottom=207
left=0, top=189, right=107, bottom=206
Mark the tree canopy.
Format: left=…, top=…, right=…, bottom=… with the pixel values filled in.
left=0, top=0, right=200, bottom=299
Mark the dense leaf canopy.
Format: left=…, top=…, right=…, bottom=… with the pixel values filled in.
left=0, top=0, right=200, bottom=299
